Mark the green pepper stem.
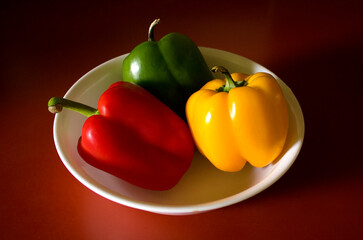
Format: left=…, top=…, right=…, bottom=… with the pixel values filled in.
left=211, top=66, right=236, bottom=92
left=48, top=97, right=99, bottom=117
left=148, top=18, right=160, bottom=41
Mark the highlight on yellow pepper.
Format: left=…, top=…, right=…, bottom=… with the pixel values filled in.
left=186, top=66, right=289, bottom=172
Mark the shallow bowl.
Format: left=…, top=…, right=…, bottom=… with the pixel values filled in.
left=53, top=47, right=305, bottom=215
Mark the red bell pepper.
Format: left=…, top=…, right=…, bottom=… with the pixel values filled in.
left=48, top=81, right=195, bottom=191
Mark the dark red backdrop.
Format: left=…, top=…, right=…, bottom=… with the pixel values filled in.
left=1, top=0, right=362, bottom=239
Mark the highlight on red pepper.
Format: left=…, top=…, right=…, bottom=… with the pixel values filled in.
left=48, top=81, right=195, bottom=191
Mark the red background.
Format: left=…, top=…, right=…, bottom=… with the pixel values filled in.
left=1, top=0, right=362, bottom=239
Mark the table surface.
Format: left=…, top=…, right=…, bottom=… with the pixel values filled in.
left=1, top=0, right=362, bottom=239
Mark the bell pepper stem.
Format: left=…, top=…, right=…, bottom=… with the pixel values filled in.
left=48, top=97, right=99, bottom=117
left=211, top=66, right=236, bottom=92
left=148, top=18, right=160, bottom=42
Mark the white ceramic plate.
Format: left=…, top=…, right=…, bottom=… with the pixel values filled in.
left=53, top=47, right=304, bottom=215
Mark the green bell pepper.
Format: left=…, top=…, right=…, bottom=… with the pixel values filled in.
left=122, top=19, right=213, bottom=118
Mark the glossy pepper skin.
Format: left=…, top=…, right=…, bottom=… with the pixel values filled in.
left=122, top=19, right=213, bottom=118
left=48, top=82, right=195, bottom=191
left=186, top=66, right=289, bottom=172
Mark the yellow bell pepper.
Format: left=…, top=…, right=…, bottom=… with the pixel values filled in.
left=186, top=66, right=289, bottom=172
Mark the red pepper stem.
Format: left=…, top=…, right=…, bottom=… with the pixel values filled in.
left=48, top=97, right=99, bottom=117
left=211, top=66, right=236, bottom=92
left=148, top=18, right=160, bottom=42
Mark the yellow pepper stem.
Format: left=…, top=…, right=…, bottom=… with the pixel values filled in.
left=211, top=66, right=236, bottom=92
left=211, top=66, right=248, bottom=92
